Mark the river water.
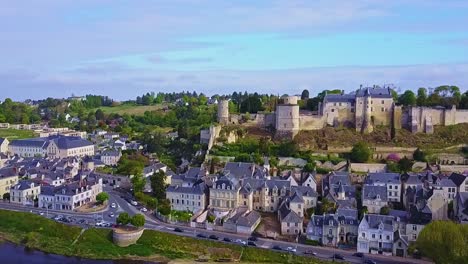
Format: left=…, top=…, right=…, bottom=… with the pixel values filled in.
left=0, top=242, right=158, bottom=264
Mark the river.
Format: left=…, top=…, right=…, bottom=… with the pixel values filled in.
left=0, top=241, right=158, bottom=264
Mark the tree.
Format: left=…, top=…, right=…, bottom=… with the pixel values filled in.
left=301, top=89, right=310, bottom=100
left=380, top=206, right=390, bottom=215
left=2, top=193, right=10, bottom=201
left=398, top=156, right=413, bottom=172
left=95, top=109, right=105, bottom=120
left=317, top=198, right=335, bottom=215
left=131, top=175, right=146, bottom=194
left=350, top=142, right=372, bottom=163
left=413, top=148, right=426, bottom=162
left=150, top=170, right=167, bottom=201
left=398, top=90, right=417, bottom=106
left=157, top=199, right=171, bottom=216
left=130, top=214, right=146, bottom=227
left=417, top=88, right=427, bottom=106
left=96, top=192, right=109, bottom=204
left=303, top=162, right=316, bottom=173
left=117, top=212, right=131, bottom=225
left=416, top=221, right=468, bottom=264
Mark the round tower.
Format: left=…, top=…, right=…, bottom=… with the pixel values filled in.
left=275, top=96, right=300, bottom=138
left=217, top=100, right=229, bottom=124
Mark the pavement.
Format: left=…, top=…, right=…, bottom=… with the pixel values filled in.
left=0, top=187, right=432, bottom=264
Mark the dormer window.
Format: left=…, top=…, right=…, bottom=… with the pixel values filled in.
left=329, top=220, right=333, bottom=226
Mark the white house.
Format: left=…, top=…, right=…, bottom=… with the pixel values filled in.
left=10, top=180, right=40, bottom=205
left=9, top=138, right=48, bottom=157
left=365, top=173, right=401, bottom=203
left=100, top=150, right=121, bottom=166
left=0, top=138, right=9, bottom=154
left=166, top=180, right=207, bottom=213
left=362, top=185, right=388, bottom=214
left=47, top=136, right=94, bottom=159
left=357, top=214, right=396, bottom=255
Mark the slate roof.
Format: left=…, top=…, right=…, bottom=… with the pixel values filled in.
left=290, top=191, right=304, bottom=203
left=0, top=138, right=6, bottom=145
left=324, top=94, right=356, bottom=103
left=363, top=214, right=395, bottom=231
left=10, top=137, right=49, bottom=148
left=355, top=87, right=393, bottom=98
left=366, top=172, right=400, bottom=185
left=53, top=136, right=93, bottom=149
left=389, top=209, right=408, bottom=223
left=291, top=185, right=318, bottom=197
left=223, top=162, right=254, bottom=179
left=236, top=210, right=261, bottom=228
left=214, top=175, right=237, bottom=189
left=166, top=181, right=205, bottom=195
left=278, top=199, right=302, bottom=223
left=13, top=180, right=36, bottom=190
left=449, top=173, right=467, bottom=187
left=363, top=185, right=388, bottom=201
left=101, top=150, right=120, bottom=156
left=435, top=178, right=456, bottom=188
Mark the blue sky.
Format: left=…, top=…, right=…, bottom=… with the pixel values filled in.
left=1, top=0, right=468, bottom=100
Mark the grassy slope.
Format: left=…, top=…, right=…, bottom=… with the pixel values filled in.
left=0, top=129, right=36, bottom=140
left=0, top=210, right=326, bottom=263
left=92, top=104, right=164, bottom=116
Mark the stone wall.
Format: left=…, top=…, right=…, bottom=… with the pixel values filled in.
left=299, top=113, right=326, bottom=130
left=455, top=110, right=468, bottom=123
left=350, top=163, right=387, bottom=173
left=112, top=228, right=144, bottom=247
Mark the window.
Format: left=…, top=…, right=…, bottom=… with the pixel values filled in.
left=412, top=234, right=417, bottom=240
left=329, top=229, right=332, bottom=235
left=381, top=100, right=384, bottom=104
left=371, top=107, right=373, bottom=112
left=395, top=185, right=398, bottom=190
left=362, top=232, right=365, bottom=238
left=386, top=235, right=390, bottom=240
left=413, top=225, right=417, bottom=231
left=331, top=109, right=335, bottom=112
left=372, top=234, right=375, bottom=238
left=389, top=185, right=392, bottom=189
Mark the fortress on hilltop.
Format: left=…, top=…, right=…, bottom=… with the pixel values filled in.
left=217, top=86, right=468, bottom=139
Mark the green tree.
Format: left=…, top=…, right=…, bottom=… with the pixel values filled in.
left=130, top=214, right=146, bottom=227
left=303, top=162, right=316, bottom=173
left=350, top=142, right=372, bottom=163
left=398, top=90, right=417, bottom=106
left=380, top=206, right=390, bottom=215
left=96, top=192, right=109, bottom=204
left=157, top=199, right=171, bottom=216
left=416, top=221, right=468, bottom=264
left=2, top=193, right=10, bottom=201
left=117, top=212, right=131, bottom=225
left=150, top=170, right=167, bottom=201
left=301, top=89, right=310, bottom=100
left=95, top=109, right=105, bottom=120
left=413, top=148, right=426, bottom=162
left=131, top=175, right=146, bottom=194
left=417, top=88, right=427, bottom=106
left=398, top=156, right=413, bottom=172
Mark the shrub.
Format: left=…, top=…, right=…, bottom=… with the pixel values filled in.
left=130, top=214, right=145, bottom=227
left=350, top=142, right=372, bottom=163
left=117, top=212, right=131, bottom=225
left=96, top=192, right=109, bottom=204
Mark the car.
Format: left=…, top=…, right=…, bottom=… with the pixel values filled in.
left=235, top=239, right=247, bottom=245
left=174, top=227, right=183, bottom=232
left=304, top=250, right=317, bottom=256
left=38, top=211, right=44, bottom=216
left=109, top=212, right=115, bottom=218
left=247, top=241, right=257, bottom=247
left=131, top=201, right=138, bottom=206
left=363, top=259, right=377, bottom=264
left=110, top=203, right=117, bottom=208
left=223, top=237, right=233, bottom=242
left=95, top=221, right=104, bottom=227
left=353, top=252, right=364, bottom=258
left=286, top=247, right=297, bottom=253
left=140, top=207, right=148, bottom=212
left=332, top=254, right=345, bottom=260
left=209, top=235, right=219, bottom=240
left=196, top=234, right=207, bottom=238
left=247, top=236, right=258, bottom=241
left=77, top=219, right=86, bottom=224
left=272, top=245, right=282, bottom=251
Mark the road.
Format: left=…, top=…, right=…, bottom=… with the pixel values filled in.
left=0, top=188, right=431, bottom=264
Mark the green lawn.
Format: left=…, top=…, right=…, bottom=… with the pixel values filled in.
left=91, top=104, right=164, bottom=116
left=0, top=129, right=35, bottom=140
left=0, top=209, right=327, bottom=263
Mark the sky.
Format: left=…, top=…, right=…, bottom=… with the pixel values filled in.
left=1, top=0, right=468, bottom=101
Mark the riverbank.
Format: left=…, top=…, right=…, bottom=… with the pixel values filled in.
left=0, top=209, right=326, bottom=263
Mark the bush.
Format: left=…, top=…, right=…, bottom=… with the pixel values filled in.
left=413, top=148, right=426, bottom=161
left=130, top=214, right=145, bottom=227
left=304, top=239, right=320, bottom=246
left=350, top=142, right=372, bottom=163
left=157, top=199, right=171, bottom=216
left=207, top=215, right=215, bottom=223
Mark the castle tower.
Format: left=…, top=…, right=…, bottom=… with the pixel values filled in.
left=361, top=89, right=374, bottom=133
left=217, top=100, right=229, bottom=124
left=275, top=96, right=300, bottom=139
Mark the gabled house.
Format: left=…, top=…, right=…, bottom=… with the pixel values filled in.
left=362, top=185, right=388, bottom=214
left=10, top=180, right=40, bottom=205
left=454, top=192, right=468, bottom=223
left=278, top=197, right=303, bottom=235
left=0, top=137, right=9, bottom=154
left=449, top=173, right=468, bottom=193
left=357, top=214, right=397, bottom=255
left=365, top=173, right=401, bottom=202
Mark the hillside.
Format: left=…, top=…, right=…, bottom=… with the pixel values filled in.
left=295, top=123, right=468, bottom=150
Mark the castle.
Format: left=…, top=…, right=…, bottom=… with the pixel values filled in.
left=217, top=86, right=468, bottom=138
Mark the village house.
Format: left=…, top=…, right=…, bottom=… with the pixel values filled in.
left=357, top=214, right=400, bottom=256
left=166, top=179, right=208, bottom=213
left=0, top=137, right=9, bottom=153
left=100, top=150, right=121, bottom=166
left=9, top=180, right=40, bottom=205
left=365, top=173, right=401, bottom=203
left=362, top=185, right=388, bottom=214
left=0, top=174, right=19, bottom=198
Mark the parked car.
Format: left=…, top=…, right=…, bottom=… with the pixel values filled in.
left=196, top=234, right=207, bottom=239
left=363, top=259, right=377, bottom=264
left=174, top=227, right=183, bottom=233
left=223, top=238, right=233, bottom=242
left=353, top=252, right=364, bottom=258
left=286, top=247, right=297, bottom=253
left=140, top=207, right=148, bottom=212
left=272, top=245, right=282, bottom=251
left=304, top=250, right=317, bottom=256
left=248, top=236, right=258, bottom=241
left=38, top=211, right=44, bottom=216
left=247, top=241, right=257, bottom=247
left=332, top=254, right=345, bottom=260
left=235, top=239, right=247, bottom=245
left=131, top=201, right=138, bottom=206
left=110, top=203, right=117, bottom=208
left=209, top=235, right=219, bottom=240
